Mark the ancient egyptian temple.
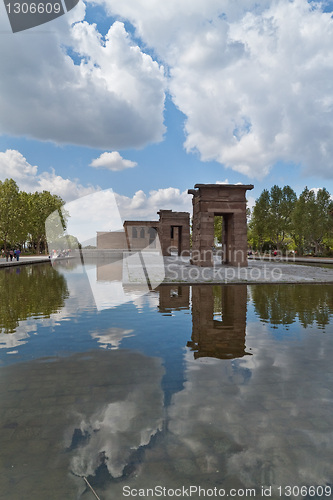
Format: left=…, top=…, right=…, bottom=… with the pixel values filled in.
left=97, top=183, right=253, bottom=267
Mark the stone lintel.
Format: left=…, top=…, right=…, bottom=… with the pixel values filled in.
left=207, top=208, right=243, bottom=214
left=194, top=184, right=254, bottom=190
left=190, top=184, right=254, bottom=204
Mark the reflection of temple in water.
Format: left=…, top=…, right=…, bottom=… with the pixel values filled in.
left=93, top=259, right=249, bottom=361
left=189, top=285, right=249, bottom=360
left=158, top=286, right=190, bottom=313
left=157, top=285, right=249, bottom=360
left=96, top=258, right=123, bottom=282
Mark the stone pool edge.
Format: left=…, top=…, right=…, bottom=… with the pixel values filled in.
left=2, top=255, right=333, bottom=285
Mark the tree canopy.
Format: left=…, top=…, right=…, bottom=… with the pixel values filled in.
left=249, top=185, right=333, bottom=255
left=0, top=179, right=65, bottom=253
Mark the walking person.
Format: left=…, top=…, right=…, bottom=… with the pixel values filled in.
left=9, top=250, right=14, bottom=261
left=16, top=249, right=21, bottom=261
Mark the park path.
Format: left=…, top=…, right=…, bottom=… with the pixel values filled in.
left=0, top=256, right=50, bottom=268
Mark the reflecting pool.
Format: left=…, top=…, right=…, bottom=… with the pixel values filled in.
left=0, top=260, right=333, bottom=500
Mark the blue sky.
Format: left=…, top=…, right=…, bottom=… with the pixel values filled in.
left=0, top=0, right=333, bottom=220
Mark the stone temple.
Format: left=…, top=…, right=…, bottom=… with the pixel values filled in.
left=97, top=210, right=190, bottom=257
left=188, top=184, right=254, bottom=267
left=97, top=183, right=253, bottom=267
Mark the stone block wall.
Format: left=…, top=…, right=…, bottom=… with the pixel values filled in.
left=96, top=231, right=127, bottom=250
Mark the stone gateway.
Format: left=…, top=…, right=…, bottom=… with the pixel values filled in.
left=188, top=184, right=254, bottom=267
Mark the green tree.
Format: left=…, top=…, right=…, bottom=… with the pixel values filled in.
left=27, top=191, right=65, bottom=254
left=291, top=187, right=311, bottom=254
left=0, top=179, right=20, bottom=251
left=292, top=187, right=333, bottom=255
left=268, top=185, right=297, bottom=250
left=16, top=191, right=31, bottom=250
left=250, top=185, right=296, bottom=252
left=0, top=180, right=66, bottom=254
left=313, top=188, right=333, bottom=253
left=249, top=189, right=271, bottom=251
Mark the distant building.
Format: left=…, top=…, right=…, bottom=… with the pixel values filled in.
left=97, top=210, right=190, bottom=256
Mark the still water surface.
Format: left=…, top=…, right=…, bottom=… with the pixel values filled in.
left=0, top=260, right=333, bottom=499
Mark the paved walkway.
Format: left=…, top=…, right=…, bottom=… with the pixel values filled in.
left=0, top=255, right=50, bottom=268
left=162, top=256, right=333, bottom=284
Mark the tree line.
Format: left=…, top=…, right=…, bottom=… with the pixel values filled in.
left=0, top=178, right=65, bottom=254
left=248, top=185, right=333, bottom=255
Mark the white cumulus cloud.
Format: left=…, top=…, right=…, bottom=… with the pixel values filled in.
left=0, top=2, right=166, bottom=150
left=0, top=149, right=38, bottom=184
left=115, top=187, right=192, bottom=221
left=94, top=0, right=333, bottom=179
left=0, top=149, right=98, bottom=201
left=2, top=0, right=333, bottom=179
left=90, top=151, right=137, bottom=171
